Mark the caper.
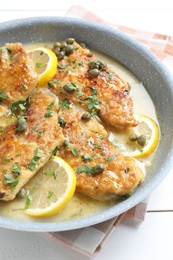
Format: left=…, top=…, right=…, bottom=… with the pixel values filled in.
left=88, top=61, right=99, bottom=70
left=137, top=134, right=146, bottom=146
left=60, top=41, right=68, bottom=50
left=88, top=52, right=93, bottom=57
left=66, top=38, right=75, bottom=44
left=54, top=42, right=61, bottom=48
left=89, top=68, right=100, bottom=78
left=65, top=45, right=74, bottom=55
left=16, top=117, right=27, bottom=133
left=17, top=188, right=27, bottom=198
left=79, top=42, right=86, bottom=48
left=63, top=83, right=75, bottom=92
left=98, top=61, right=105, bottom=70
left=56, top=50, right=65, bottom=60
left=81, top=112, right=91, bottom=121
left=129, top=134, right=138, bottom=142
left=53, top=46, right=61, bottom=55
left=94, top=164, right=105, bottom=174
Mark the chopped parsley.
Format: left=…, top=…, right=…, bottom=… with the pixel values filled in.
left=101, top=151, right=106, bottom=156
left=12, top=163, right=21, bottom=175
left=47, top=191, right=54, bottom=199
left=63, top=139, right=70, bottom=148
left=58, top=63, right=68, bottom=69
left=38, top=130, right=44, bottom=137
left=93, top=144, right=101, bottom=150
left=44, top=171, right=57, bottom=180
left=85, top=95, right=101, bottom=110
left=3, top=174, right=19, bottom=189
left=106, top=154, right=116, bottom=163
left=59, top=99, right=71, bottom=109
left=71, top=149, right=79, bottom=156
left=28, top=148, right=41, bottom=171
left=108, top=72, right=114, bottom=81
left=47, top=79, right=61, bottom=89
left=81, top=154, right=93, bottom=161
left=0, top=126, right=5, bottom=133
left=76, top=164, right=105, bottom=176
left=35, top=62, right=42, bottom=68
left=0, top=90, right=8, bottom=102
left=2, top=157, right=11, bottom=162
left=10, top=100, right=26, bottom=114
left=89, top=86, right=98, bottom=95
left=24, top=190, right=32, bottom=209
left=44, top=101, right=55, bottom=118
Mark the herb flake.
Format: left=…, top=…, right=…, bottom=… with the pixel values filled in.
left=106, top=154, right=116, bottom=163
left=44, top=101, right=55, bottom=118
left=76, top=164, right=105, bottom=176
left=28, top=148, right=41, bottom=171
left=3, top=174, right=19, bottom=189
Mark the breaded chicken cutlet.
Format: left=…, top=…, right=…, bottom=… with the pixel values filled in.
left=0, top=91, right=64, bottom=201
left=56, top=107, right=144, bottom=200
left=50, top=40, right=137, bottom=130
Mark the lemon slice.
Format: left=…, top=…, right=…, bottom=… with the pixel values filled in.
left=24, top=156, right=76, bottom=217
left=27, top=47, right=57, bottom=86
left=125, top=114, right=160, bottom=158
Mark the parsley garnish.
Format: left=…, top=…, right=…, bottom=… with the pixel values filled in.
left=47, top=191, right=54, bottom=199
left=2, top=157, right=11, bottom=162
left=12, top=163, right=21, bottom=175
left=71, top=149, right=79, bottom=156
left=84, top=88, right=101, bottom=111
left=0, top=126, right=5, bottom=133
left=38, top=130, right=44, bottom=136
left=93, top=144, right=101, bottom=150
left=0, top=90, right=8, bottom=102
left=59, top=99, right=71, bottom=109
left=44, top=101, right=55, bottom=118
left=63, top=139, right=70, bottom=148
left=44, top=171, right=57, bottom=180
left=106, top=154, right=116, bottom=163
left=81, top=154, right=93, bottom=161
left=89, top=86, right=97, bottom=95
left=3, top=174, right=19, bottom=189
left=10, top=100, right=26, bottom=114
left=58, top=63, right=68, bottom=69
left=24, top=190, right=32, bottom=209
left=47, top=79, right=61, bottom=89
left=35, top=62, right=42, bottom=68
left=76, top=164, right=105, bottom=176
left=108, top=72, right=114, bottom=81
left=28, top=148, right=41, bottom=171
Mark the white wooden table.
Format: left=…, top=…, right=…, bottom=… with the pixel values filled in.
left=0, top=2, right=173, bottom=260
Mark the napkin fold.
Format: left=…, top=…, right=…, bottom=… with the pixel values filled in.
left=49, top=5, right=173, bottom=258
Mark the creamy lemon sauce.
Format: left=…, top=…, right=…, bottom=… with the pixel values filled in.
left=0, top=46, right=158, bottom=222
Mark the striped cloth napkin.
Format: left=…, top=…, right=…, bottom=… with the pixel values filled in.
left=49, top=5, right=173, bottom=258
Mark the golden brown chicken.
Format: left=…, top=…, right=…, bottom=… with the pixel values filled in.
left=50, top=40, right=137, bottom=130
left=0, top=91, right=64, bottom=201
left=0, top=43, right=38, bottom=104
left=56, top=107, right=144, bottom=200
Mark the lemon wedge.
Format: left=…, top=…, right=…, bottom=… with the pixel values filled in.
left=24, top=156, right=76, bottom=217
left=27, top=47, right=57, bottom=86
left=125, top=114, right=160, bottom=158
